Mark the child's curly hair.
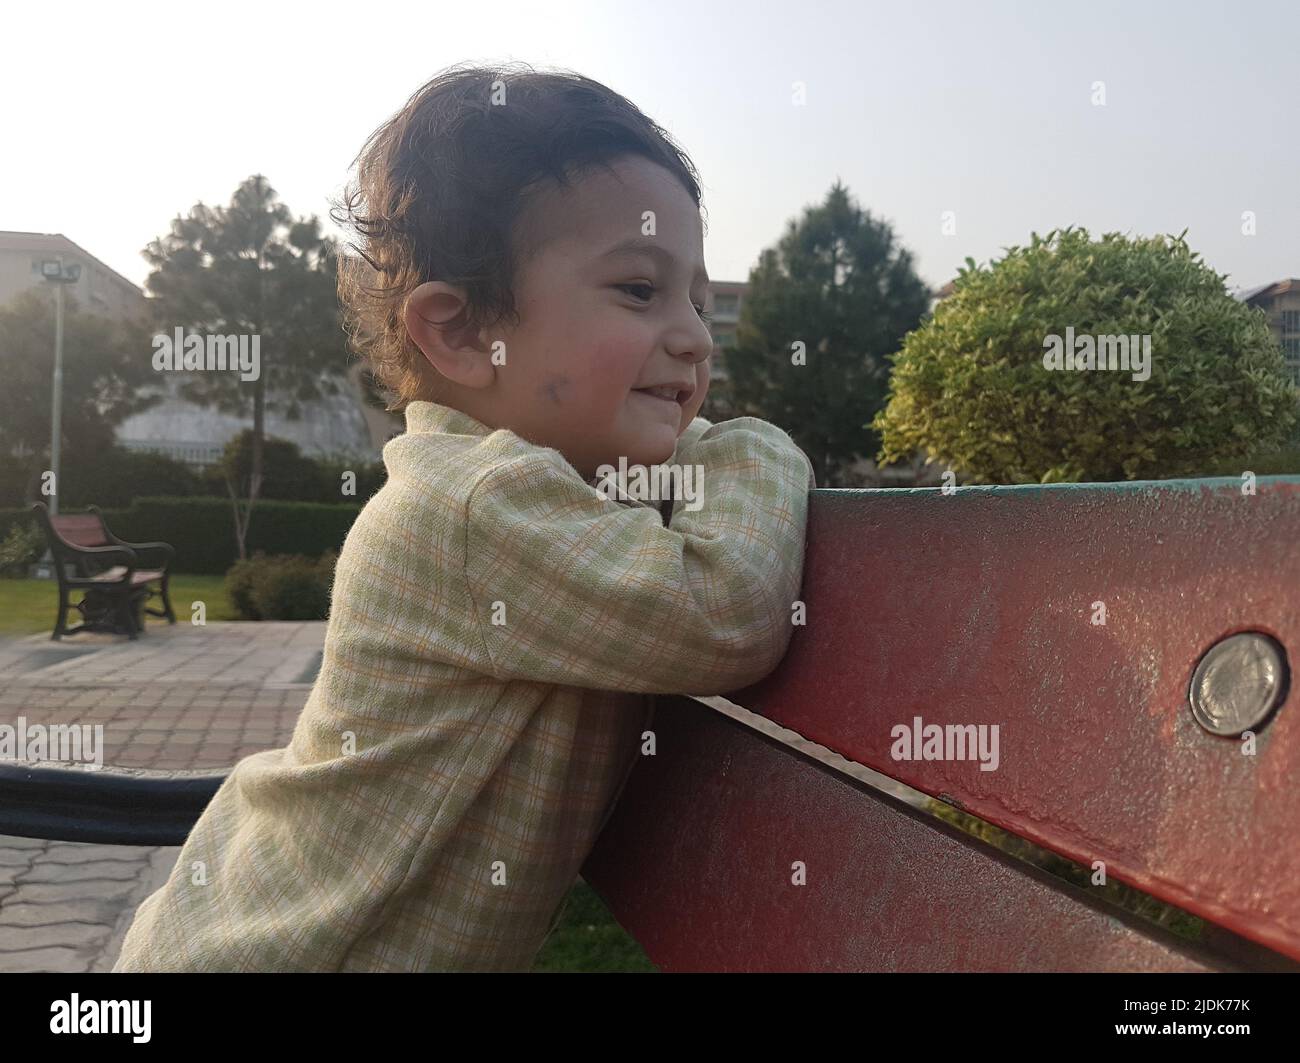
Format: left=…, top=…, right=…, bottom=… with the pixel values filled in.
left=331, top=61, right=706, bottom=410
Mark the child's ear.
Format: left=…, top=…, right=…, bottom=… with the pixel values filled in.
left=404, top=281, right=495, bottom=389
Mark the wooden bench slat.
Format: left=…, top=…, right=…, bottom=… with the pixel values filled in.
left=729, top=477, right=1300, bottom=962
left=51, top=515, right=110, bottom=547
left=583, top=696, right=1242, bottom=971
left=90, top=567, right=166, bottom=584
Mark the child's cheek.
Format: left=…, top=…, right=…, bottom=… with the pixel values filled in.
left=588, top=336, right=644, bottom=400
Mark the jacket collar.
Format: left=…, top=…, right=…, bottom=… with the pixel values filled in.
left=402, top=400, right=669, bottom=516
left=404, top=400, right=493, bottom=438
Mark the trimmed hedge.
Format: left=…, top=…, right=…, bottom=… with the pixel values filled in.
left=1, top=496, right=363, bottom=575
left=0, top=439, right=388, bottom=510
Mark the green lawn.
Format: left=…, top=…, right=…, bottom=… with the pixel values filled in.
left=0, top=575, right=237, bottom=636
left=532, top=879, right=657, bottom=972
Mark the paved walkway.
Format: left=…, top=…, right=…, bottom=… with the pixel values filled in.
left=0, top=621, right=324, bottom=972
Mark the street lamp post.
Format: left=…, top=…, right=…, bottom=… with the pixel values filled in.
left=40, top=256, right=81, bottom=518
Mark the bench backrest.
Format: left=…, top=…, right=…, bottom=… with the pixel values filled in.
left=49, top=513, right=110, bottom=549
left=582, top=476, right=1300, bottom=972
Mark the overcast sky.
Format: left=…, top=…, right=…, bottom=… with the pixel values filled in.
left=5, top=0, right=1296, bottom=295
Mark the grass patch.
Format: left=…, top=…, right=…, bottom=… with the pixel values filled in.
left=926, top=797, right=1205, bottom=940
left=531, top=878, right=657, bottom=973
left=0, top=575, right=238, bottom=636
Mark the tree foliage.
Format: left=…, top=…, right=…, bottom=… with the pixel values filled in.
left=142, top=175, right=347, bottom=556
left=143, top=175, right=345, bottom=419
left=0, top=286, right=157, bottom=497
left=875, top=228, right=1298, bottom=482
left=720, top=181, right=929, bottom=486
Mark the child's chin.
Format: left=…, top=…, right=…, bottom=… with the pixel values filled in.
left=630, top=437, right=677, bottom=467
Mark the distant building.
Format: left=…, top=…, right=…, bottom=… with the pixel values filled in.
left=704, top=280, right=746, bottom=384
left=116, top=362, right=396, bottom=468
left=1, top=233, right=397, bottom=466
left=1239, top=279, right=1300, bottom=385
left=0, top=230, right=147, bottom=324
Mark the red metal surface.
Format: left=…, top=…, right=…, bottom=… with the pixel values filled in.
left=583, top=696, right=1227, bottom=972
left=730, top=477, right=1300, bottom=961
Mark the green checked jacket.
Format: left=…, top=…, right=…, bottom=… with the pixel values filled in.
left=113, top=400, right=814, bottom=972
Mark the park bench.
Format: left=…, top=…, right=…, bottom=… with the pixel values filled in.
left=30, top=502, right=176, bottom=640
left=3, top=476, right=1299, bottom=971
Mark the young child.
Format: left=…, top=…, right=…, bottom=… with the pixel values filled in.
left=113, top=61, right=814, bottom=973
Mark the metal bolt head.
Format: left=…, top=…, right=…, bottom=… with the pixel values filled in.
left=1189, top=632, right=1289, bottom=736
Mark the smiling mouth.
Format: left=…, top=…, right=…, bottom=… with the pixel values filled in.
left=634, top=385, right=691, bottom=405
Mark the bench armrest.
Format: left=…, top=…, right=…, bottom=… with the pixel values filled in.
left=87, top=506, right=174, bottom=568
left=70, top=544, right=139, bottom=579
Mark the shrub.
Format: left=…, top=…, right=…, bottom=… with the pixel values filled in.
left=204, top=431, right=328, bottom=502
left=0, top=462, right=38, bottom=510
left=1205, top=445, right=1300, bottom=477
left=203, top=431, right=387, bottom=504
left=226, top=551, right=338, bottom=621
left=0, top=522, right=43, bottom=578
left=61, top=448, right=205, bottom=508
left=875, top=227, right=1300, bottom=483
left=0, top=446, right=204, bottom=509
left=0, top=497, right=361, bottom=575
left=225, top=555, right=265, bottom=620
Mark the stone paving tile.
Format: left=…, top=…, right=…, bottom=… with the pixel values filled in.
left=0, top=623, right=323, bottom=686
left=10, top=879, right=139, bottom=905
left=4, top=922, right=113, bottom=951
left=5, top=899, right=125, bottom=927
left=18, top=860, right=154, bottom=884
left=0, top=947, right=90, bottom=974
left=0, top=622, right=324, bottom=972
left=44, top=843, right=156, bottom=864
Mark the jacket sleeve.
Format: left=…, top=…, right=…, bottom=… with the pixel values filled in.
left=669, top=415, right=713, bottom=461
left=463, top=416, right=814, bottom=694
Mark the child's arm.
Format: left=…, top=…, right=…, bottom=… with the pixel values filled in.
left=464, top=416, right=813, bottom=694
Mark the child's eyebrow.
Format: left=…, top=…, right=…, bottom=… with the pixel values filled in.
left=597, top=237, right=710, bottom=286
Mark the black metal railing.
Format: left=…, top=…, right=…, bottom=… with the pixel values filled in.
left=0, top=761, right=226, bottom=846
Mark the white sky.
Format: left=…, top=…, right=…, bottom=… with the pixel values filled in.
left=4, top=0, right=1297, bottom=294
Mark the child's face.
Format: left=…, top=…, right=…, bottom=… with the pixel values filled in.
left=406, top=154, right=713, bottom=480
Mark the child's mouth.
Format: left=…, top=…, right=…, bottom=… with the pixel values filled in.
left=633, top=384, right=690, bottom=406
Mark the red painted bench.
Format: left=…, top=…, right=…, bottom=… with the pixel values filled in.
left=581, top=476, right=1300, bottom=972
left=4, top=477, right=1299, bottom=973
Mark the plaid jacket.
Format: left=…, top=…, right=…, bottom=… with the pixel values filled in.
left=113, top=401, right=814, bottom=972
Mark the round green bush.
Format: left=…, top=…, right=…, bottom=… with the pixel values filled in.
left=224, top=554, right=265, bottom=620
left=251, top=557, right=329, bottom=621
left=224, top=551, right=336, bottom=621
left=875, top=227, right=1299, bottom=482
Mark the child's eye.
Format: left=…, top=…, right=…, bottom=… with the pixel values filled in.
left=616, top=283, right=714, bottom=324
left=616, top=282, right=655, bottom=303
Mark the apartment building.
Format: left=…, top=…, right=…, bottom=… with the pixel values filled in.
left=703, top=279, right=747, bottom=383
left=1240, top=279, right=1300, bottom=385
left=3, top=235, right=396, bottom=465
left=0, top=230, right=147, bottom=324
